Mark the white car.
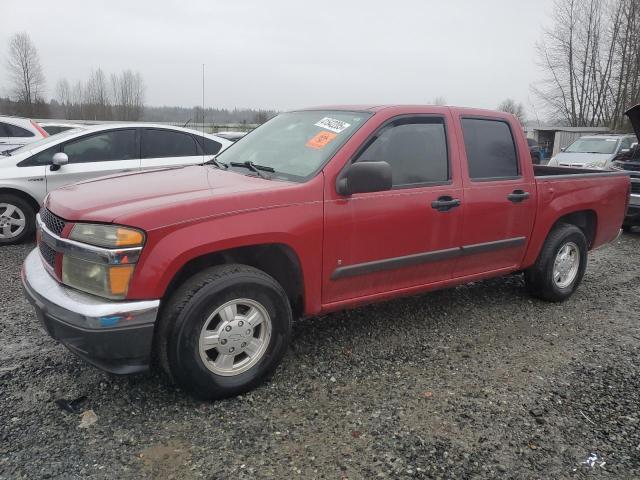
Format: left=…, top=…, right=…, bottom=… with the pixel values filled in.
left=547, top=134, right=638, bottom=169
left=0, top=124, right=232, bottom=245
left=0, top=116, right=49, bottom=153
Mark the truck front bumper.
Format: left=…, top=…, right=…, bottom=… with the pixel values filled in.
left=21, top=249, right=160, bottom=374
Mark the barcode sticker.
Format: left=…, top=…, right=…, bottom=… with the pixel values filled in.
left=314, top=117, right=351, bottom=133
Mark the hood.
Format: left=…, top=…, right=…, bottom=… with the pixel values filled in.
left=553, top=151, right=613, bottom=166
left=626, top=104, right=640, bottom=139
left=45, top=165, right=294, bottom=229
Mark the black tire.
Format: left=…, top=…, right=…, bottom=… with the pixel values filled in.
left=156, top=264, right=292, bottom=400
left=524, top=223, right=588, bottom=302
left=0, top=194, right=36, bottom=245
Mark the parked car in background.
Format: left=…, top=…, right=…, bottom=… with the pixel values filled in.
left=0, top=124, right=232, bottom=244
left=216, top=131, right=248, bottom=142
left=21, top=105, right=629, bottom=400
left=527, top=138, right=542, bottom=164
left=0, top=116, right=48, bottom=153
left=610, top=104, right=640, bottom=231
left=37, top=122, right=85, bottom=136
left=547, top=134, right=637, bottom=170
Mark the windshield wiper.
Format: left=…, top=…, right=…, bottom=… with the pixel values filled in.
left=230, top=161, right=274, bottom=179
left=204, top=155, right=228, bottom=169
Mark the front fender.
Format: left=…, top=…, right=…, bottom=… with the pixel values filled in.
left=126, top=201, right=324, bottom=314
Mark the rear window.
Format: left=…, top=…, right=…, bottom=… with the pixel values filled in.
left=142, top=129, right=199, bottom=158
left=195, top=136, right=223, bottom=155
left=0, top=122, right=34, bottom=138
left=461, top=118, right=519, bottom=179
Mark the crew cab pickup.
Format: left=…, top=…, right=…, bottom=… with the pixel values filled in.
left=22, top=105, right=629, bottom=399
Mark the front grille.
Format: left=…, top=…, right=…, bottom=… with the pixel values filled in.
left=40, top=208, right=66, bottom=236
left=38, top=241, right=56, bottom=268
left=631, top=181, right=640, bottom=195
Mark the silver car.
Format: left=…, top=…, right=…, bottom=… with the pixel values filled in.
left=0, top=124, right=232, bottom=245
left=547, top=134, right=637, bottom=170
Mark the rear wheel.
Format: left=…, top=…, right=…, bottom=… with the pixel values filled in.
left=525, top=224, right=587, bottom=302
left=0, top=194, right=35, bottom=245
left=156, top=264, right=292, bottom=400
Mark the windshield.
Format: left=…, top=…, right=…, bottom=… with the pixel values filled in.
left=565, top=138, right=618, bottom=154
left=3, top=128, right=82, bottom=156
left=216, top=110, right=372, bottom=181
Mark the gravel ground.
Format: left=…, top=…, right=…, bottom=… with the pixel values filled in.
left=1, top=232, right=639, bottom=479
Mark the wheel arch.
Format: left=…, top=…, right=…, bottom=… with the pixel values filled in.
left=0, top=187, right=40, bottom=214
left=162, top=243, right=306, bottom=318
left=551, top=209, right=597, bottom=249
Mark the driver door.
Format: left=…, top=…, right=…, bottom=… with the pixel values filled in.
left=322, top=114, right=463, bottom=305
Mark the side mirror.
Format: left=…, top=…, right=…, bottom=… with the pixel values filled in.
left=620, top=148, right=630, bottom=154
left=560, top=147, right=567, bottom=152
left=50, top=152, right=69, bottom=171
left=336, top=161, right=392, bottom=196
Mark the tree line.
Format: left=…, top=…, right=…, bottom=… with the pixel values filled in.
left=2, top=32, right=275, bottom=124
left=533, top=0, right=640, bottom=130
left=3, top=32, right=146, bottom=120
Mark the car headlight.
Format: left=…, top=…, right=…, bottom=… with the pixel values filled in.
left=62, top=257, right=135, bottom=299
left=62, top=223, right=145, bottom=299
left=69, top=224, right=145, bottom=248
left=548, top=157, right=557, bottom=166
left=584, top=161, right=606, bottom=169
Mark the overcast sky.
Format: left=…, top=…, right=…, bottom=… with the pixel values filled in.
left=1, top=0, right=555, bottom=113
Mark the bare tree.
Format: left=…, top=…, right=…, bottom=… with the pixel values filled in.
left=55, top=78, right=72, bottom=119
left=432, top=96, right=447, bottom=106
left=111, top=70, right=145, bottom=121
left=533, top=0, right=640, bottom=129
left=497, top=98, right=527, bottom=124
left=84, top=69, right=111, bottom=120
left=6, top=32, right=46, bottom=116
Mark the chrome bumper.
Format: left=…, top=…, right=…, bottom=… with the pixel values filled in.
left=21, top=249, right=160, bottom=374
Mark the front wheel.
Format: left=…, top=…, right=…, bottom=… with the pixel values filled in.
left=0, top=194, right=35, bottom=246
left=525, top=224, right=587, bottom=302
left=156, top=264, right=292, bottom=400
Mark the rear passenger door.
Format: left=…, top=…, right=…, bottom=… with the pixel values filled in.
left=140, top=128, right=204, bottom=170
left=453, top=116, right=536, bottom=278
left=45, top=128, right=140, bottom=193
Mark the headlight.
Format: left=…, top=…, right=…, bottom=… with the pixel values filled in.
left=69, top=224, right=144, bottom=248
left=548, top=157, right=557, bottom=166
left=584, top=161, right=606, bottom=169
left=62, top=256, right=135, bottom=299
left=62, top=223, right=144, bottom=299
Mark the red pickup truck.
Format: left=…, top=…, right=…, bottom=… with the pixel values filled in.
left=22, top=105, right=629, bottom=399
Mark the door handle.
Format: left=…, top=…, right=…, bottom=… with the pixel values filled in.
left=431, top=196, right=461, bottom=212
left=507, top=190, right=530, bottom=203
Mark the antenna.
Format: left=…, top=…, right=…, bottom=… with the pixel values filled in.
left=202, top=63, right=205, bottom=164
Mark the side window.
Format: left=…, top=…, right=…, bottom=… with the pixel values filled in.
left=195, top=136, right=223, bottom=155
left=63, top=130, right=136, bottom=163
left=462, top=118, right=519, bottom=180
left=620, top=137, right=633, bottom=150
left=142, top=129, right=199, bottom=158
left=24, top=146, right=59, bottom=166
left=0, top=122, right=35, bottom=138
left=356, top=117, right=449, bottom=187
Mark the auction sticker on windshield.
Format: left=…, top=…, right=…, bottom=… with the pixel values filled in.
left=314, top=117, right=351, bottom=133
left=306, top=131, right=337, bottom=149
